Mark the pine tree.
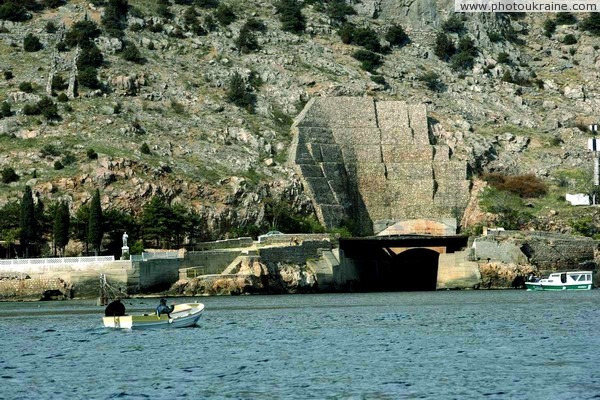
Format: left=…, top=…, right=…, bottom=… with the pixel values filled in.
left=88, top=189, right=103, bottom=256
left=19, top=186, right=36, bottom=257
left=53, top=201, right=70, bottom=256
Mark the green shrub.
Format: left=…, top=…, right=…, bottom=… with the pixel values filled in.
left=53, top=160, right=64, bottom=170
left=62, top=153, right=76, bottom=165
left=245, top=18, right=267, bottom=32
left=450, top=51, right=474, bottom=71
left=418, top=71, right=443, bottom=92
left=56, top=41, right=68, bottom=52
left=215, top=4, right=236, bottom=25
left=157, top=3, right=172, bottom=18
left=51, top=75, right=67, bottom=92
left=45, top=21, right=57, bottom=33
left=65, top=20, right=101, bottom=47
left=140, top=142, right=150, bottom=154
left=1, top=167, right=19, bottom=184
left=204, top=15, right=217, bottom=31
left=353, top=27, right=381, bottom=52
left=22, top=103, right=41, bottom=116
left=563, top=34, right=577, bottom=45
left=385, top=24, right=408, bottom=47
left=57, top=93, right=69, bottom=102
left=226, top=72, right=255, bottom=112
left=543, top=18, right=556, bottom=37
left=434, top=32, right=455, bottom=61
left=23, top=33, right=43, bottom=52
left=555, top=12, right=576, bottom=25
left=479, top=187, right=532, bottom=230
left=77, top=43, right=104, bottom=68
left=326, top=0, right=356, bottom=24
left=370, top=75, right=386, bottom=85
left=276, top=0, right=305, bottom=33
left=101, top=0, right=128, bottom=35
left=570, top=216, right=600, bottom=238
left=40, top=144, right=60, bottom=158
left=352, top=49, right=382, bottom=72
left=580, top=13, right=600, bottom=36
left=19, top=81, right=34, bottom=93
left=37, top=96, right=59, bottom=120
left=441, top=15, right=464, bottom=33
left=195, top=0, right=219, bottom=8
left=78, top=67, right=101, bottom=89
left=497, top=52, right=510, bottom=64
left=235, top=26, right=259, bottom=53
left=487, top=31, right=503, bottom=42
left=0, top=3, right=30, bottom=22
left=482, top=172, right=548, bottom=198
left=87, top=148, right=98, bottom=159
left=121, top=42, right=144, bottom=64
left=0, top=102, right=12, bottom=118
left=501, top=70, right=513, bottom=83
left=3, top=70, right=13, bottom=80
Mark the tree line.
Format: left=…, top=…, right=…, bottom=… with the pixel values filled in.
left=0, top=187, right=206, bottom=259
left=0, top=186, right=331, bottom=259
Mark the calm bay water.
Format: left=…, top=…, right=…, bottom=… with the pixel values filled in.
left=1, top=290, right=600, bottom=399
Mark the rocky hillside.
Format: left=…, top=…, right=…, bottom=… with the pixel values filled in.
left=1, top=0, right=600, bottom=239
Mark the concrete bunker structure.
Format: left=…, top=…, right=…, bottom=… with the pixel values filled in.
left=289, top=97, right=471, bottom=235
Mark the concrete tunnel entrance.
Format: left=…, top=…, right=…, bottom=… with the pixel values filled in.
left=339, top=236, right=469, bottom=292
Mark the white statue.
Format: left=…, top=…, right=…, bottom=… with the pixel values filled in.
left=122, top=232, right=128, bottom=247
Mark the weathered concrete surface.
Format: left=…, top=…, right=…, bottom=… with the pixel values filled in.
left=378, top=218, right=457, bottom=236
left=289, top=97, right=470, bottom=235
left=436, top=251, right=481, bottom=289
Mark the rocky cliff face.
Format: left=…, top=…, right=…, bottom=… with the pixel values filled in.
left=1, top=1, right=599, bottom=237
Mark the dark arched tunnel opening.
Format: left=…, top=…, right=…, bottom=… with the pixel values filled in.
left=357, top=248, right=440, bottom=291
left=339, top=236, right=469, bottom=292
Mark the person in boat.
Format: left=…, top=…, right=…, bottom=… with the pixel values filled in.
left=156, top=298, right=175, bottom=318
left=105, top=298, right=126, bottom=317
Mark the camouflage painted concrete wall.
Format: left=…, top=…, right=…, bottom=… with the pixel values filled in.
left=289, top=97, right=470, bottom=234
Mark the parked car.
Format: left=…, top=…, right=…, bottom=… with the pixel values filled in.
left=258, top=231, right=284, bottom=242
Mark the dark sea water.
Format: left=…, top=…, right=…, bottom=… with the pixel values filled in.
left=1, top=290, right=600, bottom=399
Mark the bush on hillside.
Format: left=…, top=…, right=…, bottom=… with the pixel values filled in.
left=77, top=43, right=104, bottom=69
left=0, top=2, right=30, bottom=22
left=37, top=97, right=59, bottom=120
left=1, top=167, right=19, bottom=184
left=580, top=13, right=600, bottom=36
left=19, top=81, right=34, bottom=93
left=555, top=12, right=576, bottom=25
left=140, top=142, right=150, bottom=154
left=195, top=0, right=219, bottom=8
left=483, top=172, right=548, bottom=198
left=385, top=24, right=409, bottom=47
left=235, top=26, right=259, bottom=54
left=441, top=15, right=464, bottom=33
left=121, top=42, right=144, bottom=63
left=65, top=20, right=101, bottom=47
left=77, top=66, right=101, bottom=89
left=418, top=71, right=444, bottom=92
left=563, top=34, right=577, bottom=45
left=87, top=148, right=98, bottom=160
left=45, top=21, right=57, bottom=33
left=226, top=72, right=255, bottom=112
left=276, top=0, right=305, bottom=33
left=215, top=4, right=236, bottom=25
left=24, top=33, right=43, bottom=52
left=326, top=0, right=356, bottom=25
left=352, top=49, right=382, bottom=72
left=0, top=102, right=12, bottom=118
left=434, top=32, right=455, bottom=61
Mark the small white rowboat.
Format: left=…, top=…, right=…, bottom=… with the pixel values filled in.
left=103, top=303, right=204, bottom=330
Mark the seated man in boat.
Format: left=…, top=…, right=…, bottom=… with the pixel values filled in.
left=156, top=298, right=175, bottom=318
left=105, top=298, right=126, bottom=317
